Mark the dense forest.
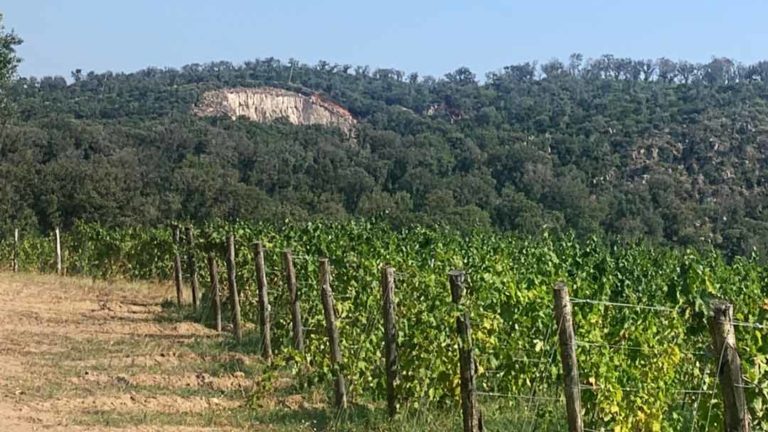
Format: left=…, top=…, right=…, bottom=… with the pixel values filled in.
left=1, top=16, right=768, bottom=257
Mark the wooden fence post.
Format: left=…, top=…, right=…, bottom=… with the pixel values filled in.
left=449, top=270, right=481, bottom=432
left=226, top=234, right=242, bottom=343
left=185, top=226, right=199, bottom=312
left=283, top=250, right=304, bottom=352
left=12, top=228, right=19, bottom=272
left=172, top=226, right=183, bottom=307
left=709, top=300, right=751, bottom=432
left=319, top=258, right=347, bottom=409
left=55, top=227, right=62, bottom=275
left=381, top=265, right=398, bottom=418
left=254, top=242, right=272, bottom=362
left=207, top=253, right=222, bottom=332
left=553, top=282, right=583, bottom=432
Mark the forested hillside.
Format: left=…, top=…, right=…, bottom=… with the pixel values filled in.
left=2, top=53, right=768, bottom=257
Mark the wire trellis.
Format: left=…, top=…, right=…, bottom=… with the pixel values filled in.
left=203, top=242, right=763, bottom=431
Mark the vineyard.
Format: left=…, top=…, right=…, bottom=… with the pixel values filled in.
left=2, top=220, right=767, bottom=431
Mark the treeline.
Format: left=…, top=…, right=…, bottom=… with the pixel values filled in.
left=9, top=55, right=768, bottom=120
left=2, top=54, right=768, bottom=258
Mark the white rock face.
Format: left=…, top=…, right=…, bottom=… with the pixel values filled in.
left=193, top=87, right=356, bottom=135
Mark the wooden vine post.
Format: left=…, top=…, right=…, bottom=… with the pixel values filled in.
left=319, top=258, right=347, bottom=409
left=709, top=300, right=751, bottom=432
left=172, top=225, right=184, bottom=306
left=282, top=250, right=304, bottom=351
left=184, top=226, right=200, bottom=311
left=12, top=228, right=19, bottom=272
left=253, top=242, right=272, bottom=362
left=226, top=234, right=242, bottom=343
left=553, top=282, right=583, bottom=432
left=207, top=253, right=222, bottom=332
left=449, top=270, right=481, bottom=432
left=55, top=227, right=62, bottom=275
left=381, top=265, right=399, bottom=418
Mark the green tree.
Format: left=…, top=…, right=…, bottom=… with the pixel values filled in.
left=0, top=12, right=22, bottom=120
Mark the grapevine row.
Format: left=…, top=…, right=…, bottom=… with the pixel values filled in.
left=1, top=220, right=766, bottom=430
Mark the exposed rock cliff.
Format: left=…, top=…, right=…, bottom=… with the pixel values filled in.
left=193, top=87, right=356, bottom=135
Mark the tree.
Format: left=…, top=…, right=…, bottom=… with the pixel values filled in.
left=4, top=50, right=768, bottom=256
left=656, top=58, right=678, bottom=83
left=0, top=13, right=22, bottom=120
left=541, top=59, right=566, bottom=79
left=677, top=61, right=697, bottom=83
left=0, top=13, right=21, bottom=83
left=568, top=53, right=584, bottom=76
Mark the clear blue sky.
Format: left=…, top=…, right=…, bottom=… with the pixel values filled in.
left=4, top=0, right=768, bottom=79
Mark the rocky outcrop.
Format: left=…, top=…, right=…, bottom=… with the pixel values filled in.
left=193, top=87, right=356, bottom=135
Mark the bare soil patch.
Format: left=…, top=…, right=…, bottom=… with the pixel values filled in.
left=0, top=273, right=264, bottom=431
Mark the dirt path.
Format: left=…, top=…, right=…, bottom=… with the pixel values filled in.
left=0, top=273, right=261, bottom=431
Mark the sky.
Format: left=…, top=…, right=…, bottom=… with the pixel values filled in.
left=3, top=0, right=768, bottom=79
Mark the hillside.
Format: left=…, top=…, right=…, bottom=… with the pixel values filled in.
left=2, top=56, right=768, bottom=256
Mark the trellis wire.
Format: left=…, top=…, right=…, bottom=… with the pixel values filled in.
left=575, top=340, right=708, bottom=357
left=689, top=361, right=714, bottom=432
left=580, top=384, right=713, bottom=394
left=481, top=355, right=550, bottom=369
left=523, top=314, right=562, bottom=432
left=703, top=324, right=731, bottom=432
left=732, top=320, right=768, bottom=329
left=572, top=294, right=720, bottom=431
left=570, top=297, right=678, bottom=313
left=332, top=262, right=380, bottom=430
left=476, top=391, right=561, bottom=401
left=215, top=244, right=759, bottom=429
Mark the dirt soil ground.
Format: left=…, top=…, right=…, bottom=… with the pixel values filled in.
left=0, top=273, right=264, bottom=431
